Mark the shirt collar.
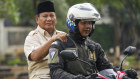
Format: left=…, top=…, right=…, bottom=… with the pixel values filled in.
left=37, top=25, right=57, bottom=37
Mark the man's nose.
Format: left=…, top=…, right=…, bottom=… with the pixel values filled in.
left=46, top=16, right=51, bottom=21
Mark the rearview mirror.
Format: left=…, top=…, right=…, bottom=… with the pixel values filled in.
left=60, top=50, right=78, bottom=61
left=120, top=46, right=136, bottom=71
left=123, top=46, right=136, bottom=56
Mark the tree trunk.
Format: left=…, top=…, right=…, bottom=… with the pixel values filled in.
left=114, top=21, right=121, bottom=60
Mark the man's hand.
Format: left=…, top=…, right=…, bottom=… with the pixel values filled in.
left=52, top=32, right=67, bottom=42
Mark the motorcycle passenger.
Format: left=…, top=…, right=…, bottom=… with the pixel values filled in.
left=24, top=1, right=67, bottom=79
left=48, top=3, right=118, bottom=79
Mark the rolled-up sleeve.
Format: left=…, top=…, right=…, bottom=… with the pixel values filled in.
left=24, top=35, right=40, bottom=60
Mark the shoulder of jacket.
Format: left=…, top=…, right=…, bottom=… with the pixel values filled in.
left=28, top=29, right=38, bottom=36
left=86, top=38, right=95, bottom=44
left=86, top=38, right=101, bottom=47
left=51, top=38, right=72, bottom=49
left=51, top=40, right=65, bottom=50
left=51, top=40, right=62, bottom=46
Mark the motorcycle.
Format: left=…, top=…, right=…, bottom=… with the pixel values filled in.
left=60, top=46, right=138, bottom=79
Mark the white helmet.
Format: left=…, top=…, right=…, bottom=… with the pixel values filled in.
left=66, top=3, right=101, bottom=32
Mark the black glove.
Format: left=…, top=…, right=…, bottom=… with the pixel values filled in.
left=73, top=74, right=86, bottom=79
left=124, top=69, right=138, bottom=79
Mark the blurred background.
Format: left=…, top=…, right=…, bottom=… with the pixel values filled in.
left=0, top=0, right=140, bottom=79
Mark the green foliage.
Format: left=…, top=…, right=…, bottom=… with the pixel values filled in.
left=66, top=0, right=86, bottom=6
left=7, top=59, right=21, bottom=65
left=0, top=58, right=4, bottom=62
left=0, top=0, right=20, bottom=24
left=14, top=0, right=35, bottom=25
left=7, top=59, right=27, bottom=66
left=53, top=0, right=69, bottom=32
left=123, top=56, right=140, bottom=69
left=92, top=24, right=114, bottom=50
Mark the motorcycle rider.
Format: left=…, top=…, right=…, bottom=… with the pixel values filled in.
left=48, top=3, right=118, bottom=79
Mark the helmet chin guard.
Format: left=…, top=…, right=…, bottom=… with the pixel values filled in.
left=66, top=3, right=101, bottom=32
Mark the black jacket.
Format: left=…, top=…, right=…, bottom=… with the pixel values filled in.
left=48, top=33, right=113, bottom=79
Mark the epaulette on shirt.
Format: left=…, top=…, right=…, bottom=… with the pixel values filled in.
left=28, top=29, right=38, bottom=36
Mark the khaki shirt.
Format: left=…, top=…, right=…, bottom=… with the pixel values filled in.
left=24, top=26, right=64, bottom=79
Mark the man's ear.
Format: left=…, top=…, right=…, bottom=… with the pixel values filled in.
left=35, top=15, right=39, bottom=23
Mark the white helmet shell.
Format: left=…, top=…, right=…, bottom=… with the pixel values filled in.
left=66, top=3, right=101, bottom=32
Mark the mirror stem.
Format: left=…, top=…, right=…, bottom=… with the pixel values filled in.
left=120, top=54, right=128, bottom=71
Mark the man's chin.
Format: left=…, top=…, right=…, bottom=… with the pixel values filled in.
left=45, top=26, right=54, bottom=29
left=45, top=25, right=52, bottom=27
